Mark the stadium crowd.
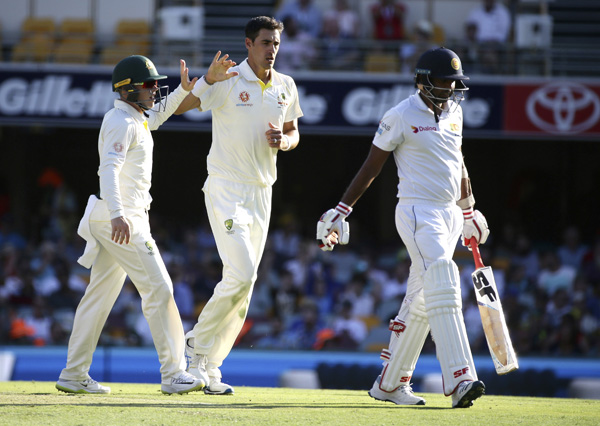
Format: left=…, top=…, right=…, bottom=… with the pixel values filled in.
left=1, top=178, right=599, bottom=359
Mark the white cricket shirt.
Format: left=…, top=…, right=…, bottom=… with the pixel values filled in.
left=198, top=59, right=303, bottom=186
left=373, top=91, right=464, bottom=205
left=98, top=85, right=189, bottom=219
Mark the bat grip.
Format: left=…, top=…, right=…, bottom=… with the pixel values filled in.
left=469, top=237, right=485, bottom=269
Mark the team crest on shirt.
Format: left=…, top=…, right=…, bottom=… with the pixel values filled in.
left=145, top=241, right=155, bottom=255
left=224, top=219, right=234, bottom=234
left=277, top=93, right=289, bottom=108
left=450, top=123, right=460, bottom=132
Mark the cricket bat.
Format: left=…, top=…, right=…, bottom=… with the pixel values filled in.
left=469, top=238, right=519, bottom=375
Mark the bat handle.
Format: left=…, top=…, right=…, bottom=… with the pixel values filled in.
left=469, top=237, right=485, bottom=269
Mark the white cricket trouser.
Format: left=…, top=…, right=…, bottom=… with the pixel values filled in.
left=59, top=200, right=186, bottom=384
left=393, top=201, right=477, bottom=392
left=395, top=201, right=462, bottom=285
left=192, top=175, right=271, bottom=377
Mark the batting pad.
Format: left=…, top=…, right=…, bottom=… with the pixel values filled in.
left=379, top=292, right=430, bottom=391
left=424, top=259, right=477, bottom=396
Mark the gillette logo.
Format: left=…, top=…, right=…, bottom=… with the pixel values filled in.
left=411, top=125, right=437, bottom=133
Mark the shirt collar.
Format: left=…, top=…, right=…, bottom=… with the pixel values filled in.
left=114, top=99, right=146, bottom=122
left=240, top=59, right=276, bottom=89
left=412, top=91, right=449, bottom=118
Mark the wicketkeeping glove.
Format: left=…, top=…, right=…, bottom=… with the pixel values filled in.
left=316, top=202, right=352, bottom=251
left=462, top=207, right=490, bottom=250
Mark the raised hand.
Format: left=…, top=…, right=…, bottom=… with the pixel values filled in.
left=180, top=59, right=198, bottom=91
left=205, top=51, right=239, bottom=84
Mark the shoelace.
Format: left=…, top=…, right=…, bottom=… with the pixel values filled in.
left=173, top=373, right=195, bottom=384
left=400, top=385, right=414, bottom=394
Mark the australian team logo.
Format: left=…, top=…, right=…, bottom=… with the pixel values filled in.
left=145, top=241, right=155, bottom=255
left=224, top=219, right=234, bottom=234
left=239, top=91, right=250, bottom=103
left=277, top=93, right=288, bottom=108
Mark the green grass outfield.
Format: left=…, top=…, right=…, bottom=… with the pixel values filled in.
left=1, top=381, right=599, bottom=426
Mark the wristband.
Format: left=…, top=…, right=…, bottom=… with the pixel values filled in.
left=191, top=76, right=213, bottom=98
left=280, top=135, right=292, bottom=151
left=336, top=201, right=353, bottom=217
left=462, top=206, right=474, bottom=221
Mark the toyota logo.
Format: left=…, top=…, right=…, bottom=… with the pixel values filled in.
left=526, top=82, right=600, bottom=134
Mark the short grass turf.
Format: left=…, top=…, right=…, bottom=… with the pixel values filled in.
left=1, top=381, right=599, bottom=426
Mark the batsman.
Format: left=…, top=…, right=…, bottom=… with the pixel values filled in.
left=317, top=47, right=490, bottom=408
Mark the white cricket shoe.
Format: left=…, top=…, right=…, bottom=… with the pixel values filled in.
left=56, top=376, right=111, bottom=394
left=204, top=377, right=234, bottom=395
left=161, top=371, right=205, bottom=395
left=184, top=331, right=210, bottom=385
left=368, top=375, right=425, bottom=405
left=452, top=380, right=485, bottom=408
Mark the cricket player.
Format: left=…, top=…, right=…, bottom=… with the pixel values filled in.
left=174, top=16, right=303, bottom=394
left=56, top=55, right=204, bottom=395
left=317, top=47, right=490, bottom=408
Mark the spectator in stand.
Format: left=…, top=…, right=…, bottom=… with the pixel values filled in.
left=279, top=297, right=326, bottom=349
left=537, top=250, right=577, bottom=297
left=464, top=0, right=511, bottom=74
left=558, top=226, right=588, bottom=270
left=544, top=288, right=572, bottom=329
left=466, top=0, right=511, bottom=44
left=338, top=272, right=375, bottom=318
left=510, top=234, right=540, bottom=282
left=329, top=299, right=368, bottom=349
left=400, top=20, right=438, bottom=75
left=22, top=299, right=54, bottom=346
left=370, top=0, right=407, bottom=41
left=276, top=16, right=317, bottom=72
left=319, top=13, right=361, bottom=71
left=277, top=0, right=323, bottom=39
left=581, top=238, right=600, bottom=286
left=323, top=0, right=360, bottom=39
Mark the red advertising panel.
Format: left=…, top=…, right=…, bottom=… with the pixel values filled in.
left=504, top=81, right=600, bottom=138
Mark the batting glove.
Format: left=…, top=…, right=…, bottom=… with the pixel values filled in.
left=316, top=202, right=352, bottom=251
left=462, top=207, right=490, bottom=249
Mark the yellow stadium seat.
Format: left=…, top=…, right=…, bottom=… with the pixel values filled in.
left=59, top=18, right=94, bottom=45
left=53, top=41, right=93, bottom=64
left=364, top=53, right=400, bottom=73
left=12, top=36, right=54, bottom=63
left=21, top=17, right=56, bottom=39
left=100, top=45, right=149, bottom=66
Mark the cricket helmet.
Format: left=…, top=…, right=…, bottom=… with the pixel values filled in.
left=112, top=55, right=167, bottom=91
left=112, top=55, right=169, bottom=111
left=414, top=47, right=468, bottom=111
left=415, top=47, right=469, bottom=85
